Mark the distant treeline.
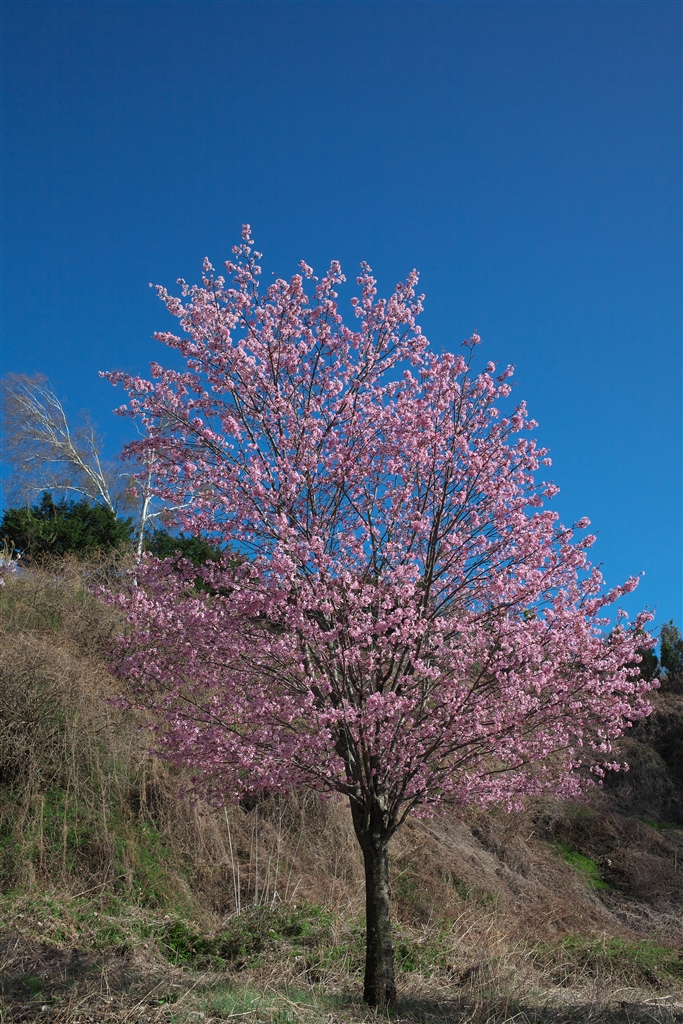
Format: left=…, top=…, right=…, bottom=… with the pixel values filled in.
left=1, top=491, right=222, bottom=567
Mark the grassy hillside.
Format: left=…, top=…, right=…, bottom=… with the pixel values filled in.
left=1, top=560, right=682, bottom=1023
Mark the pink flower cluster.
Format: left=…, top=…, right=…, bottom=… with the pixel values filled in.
left=104, top=230, right=655, bottom=832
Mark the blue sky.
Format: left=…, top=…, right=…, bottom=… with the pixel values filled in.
left=2, top=1, right=681, bottom=628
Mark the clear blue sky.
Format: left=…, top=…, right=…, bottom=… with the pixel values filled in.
left=2, top=1, right=681, bottom=628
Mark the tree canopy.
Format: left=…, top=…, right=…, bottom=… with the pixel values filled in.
left=660, top=621, right=683, bottom=691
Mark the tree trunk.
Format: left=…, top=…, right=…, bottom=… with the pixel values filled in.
left=348, top=791, right=396, bottom=1008
left=361, top=834, right=396, bottom=1007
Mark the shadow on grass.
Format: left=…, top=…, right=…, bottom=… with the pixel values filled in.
left=2, top=939, right=682, bottom=1024
left=193, top=981, right=683, bottom=1024
left=381, top=993, right=683, bottom=1024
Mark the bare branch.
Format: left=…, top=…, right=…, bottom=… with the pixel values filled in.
left=1, top=373, right=121, bottom=510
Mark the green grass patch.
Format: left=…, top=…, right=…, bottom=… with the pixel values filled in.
left=0, top=887, right=157, bottom=952
left=550, top=841, right=611, bottom=890
left=442, top=871, right=497, bottom=905
left=159, top=902, right=336, bottom=969
left=393, top=929, right=450, bottom=974
left=0, top=779, right=194, bottom=909
left=193, top=982, right=361, bottom=1023
left=643, top=818, right=682, bottom=831
left=2, top=884, right=458, bottom=984
left=536, top=936, right=683, bottom=986
left=0, top=588, right=62, bottom=631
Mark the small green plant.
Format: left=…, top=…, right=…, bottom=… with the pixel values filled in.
left=22, top=974, right=43, bottom=998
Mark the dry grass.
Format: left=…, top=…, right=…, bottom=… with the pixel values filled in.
left=1, top=561, right=682, bottom=1022
left=2, top=920, right=682, bottom=1023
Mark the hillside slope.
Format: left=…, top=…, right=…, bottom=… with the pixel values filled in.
left=1, top=561, right=681, bottom=1023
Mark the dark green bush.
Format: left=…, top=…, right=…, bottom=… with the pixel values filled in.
left=144, top=528, right=223, bottom=567
left=1, top=493, right=132, bottom=558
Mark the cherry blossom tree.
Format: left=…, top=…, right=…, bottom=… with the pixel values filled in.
left=105, top=228, right=654, bottom=1007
